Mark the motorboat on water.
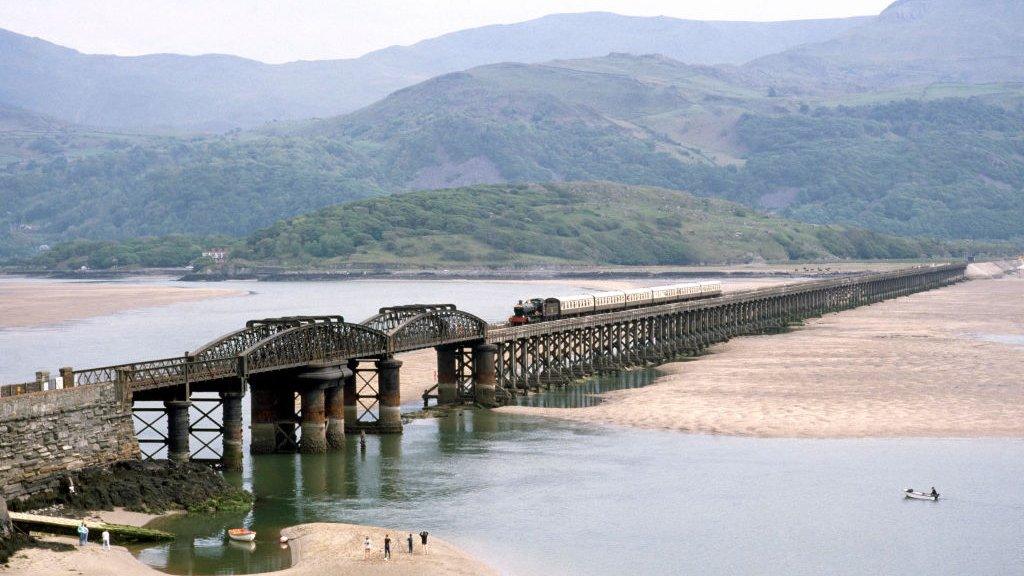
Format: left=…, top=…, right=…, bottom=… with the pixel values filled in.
left=904, top=488, right=939, bottom=501
left=227, top=528, right=257, bottom=542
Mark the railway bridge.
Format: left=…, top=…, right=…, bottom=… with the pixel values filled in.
left=0, top=263, right=966, bottom=472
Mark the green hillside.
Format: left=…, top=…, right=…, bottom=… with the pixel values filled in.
left=3, top=74, right=1022, bottom=261
left=239, top=182, right=970, bottom=267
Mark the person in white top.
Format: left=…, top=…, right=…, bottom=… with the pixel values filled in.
left=101, top=530, right=111, bottom=550
left=363, top=536, right=371, bottom=559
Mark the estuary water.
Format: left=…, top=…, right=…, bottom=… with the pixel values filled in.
left=1, top=277, right=1022, bottom=575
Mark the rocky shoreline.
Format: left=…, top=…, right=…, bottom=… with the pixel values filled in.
left=7, top=460, right=252, bottom=516
left=1, top=460, right=251, bottom=564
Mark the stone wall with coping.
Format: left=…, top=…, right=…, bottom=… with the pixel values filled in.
left=0, top=382, right=139, bottom=499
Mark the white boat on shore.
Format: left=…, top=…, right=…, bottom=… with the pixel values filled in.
left=227, top=528, right=257, bottom=542
left=904, top=488, right=939, bottom=501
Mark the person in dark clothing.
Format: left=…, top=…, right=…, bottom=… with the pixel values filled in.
left=384, top=534, right=391, bottom=560
left=419, top=531, right=429, bottom=555
left=930, top=487, right=939, bottom=497
left=407, top=533, right=414, bottom=554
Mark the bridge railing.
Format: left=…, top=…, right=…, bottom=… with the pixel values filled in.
left=0, top=380, right=44, bottom=398
left=1, top=263, right=965, bottom=395
left=69, top=354, right=240, bottom=392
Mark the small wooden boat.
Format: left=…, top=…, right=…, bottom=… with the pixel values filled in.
left=227, top=528, right=257, bottom=542
left=904, top=488, right=939, bottom=501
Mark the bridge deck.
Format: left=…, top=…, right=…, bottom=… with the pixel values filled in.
left=0, top=264, right=966, bottom=395
left=487, top=264, right=956, bottom=342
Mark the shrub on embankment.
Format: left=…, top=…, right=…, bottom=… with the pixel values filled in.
left=7, top=460, right=252, bottom=516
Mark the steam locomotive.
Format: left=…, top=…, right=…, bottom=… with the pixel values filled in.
left=509, top=281, right=723, bottom=325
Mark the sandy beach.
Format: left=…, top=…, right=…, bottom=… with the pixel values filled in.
left=396, top=348, right=440, bottom=401
left=2, top=522, right=492, bottom=576
left=499, top=275, right=1024, bottom=438
left=0, top=280, right=245, bottom=329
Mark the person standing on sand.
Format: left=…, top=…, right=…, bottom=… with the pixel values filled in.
left=363, top=536, right=371, bottom=560
left=77, top=522, right=89, bottom=546
left=101, top=530, right=110, bottom=550
left=384, top=534, right=392, bottom=560
left=419, top=531, right=429, bottom=555
left=407, top=533, right=414, bottom=554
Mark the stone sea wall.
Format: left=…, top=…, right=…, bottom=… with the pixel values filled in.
left=0, top=382, right=138, bottom=499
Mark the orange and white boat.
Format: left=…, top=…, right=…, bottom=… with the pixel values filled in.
left=227, top=528, right=257, bottom=542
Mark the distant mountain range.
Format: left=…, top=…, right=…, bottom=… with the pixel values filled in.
left=2, top=0, right=1023, bottom=261
left=747, top=0, right=1024, bottom=92
left=0, top=12, right=871, bottom=131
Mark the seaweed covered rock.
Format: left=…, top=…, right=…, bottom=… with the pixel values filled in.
left=10, top=461, right=252, bottom=515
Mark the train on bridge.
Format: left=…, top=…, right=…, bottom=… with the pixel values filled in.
left=509, top=281, right=723, bottom=325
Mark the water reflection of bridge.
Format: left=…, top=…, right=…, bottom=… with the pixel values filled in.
left=3, top=264, right=967, bottom=470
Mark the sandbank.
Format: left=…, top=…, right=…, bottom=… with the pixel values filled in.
left=2, top=522, right=492, bottom=576
left=0, top=280, right=245, bottom=329
left=498, top=277, right=1024, bottom=438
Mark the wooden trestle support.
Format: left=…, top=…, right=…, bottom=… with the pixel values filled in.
left=482, top=264, right=967, bottom=397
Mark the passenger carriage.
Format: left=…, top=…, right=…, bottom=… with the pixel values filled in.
left=513, top=281, right=723, bottom=324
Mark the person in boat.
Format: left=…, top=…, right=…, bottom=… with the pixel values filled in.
left=930, top=487, right=938, bottom=497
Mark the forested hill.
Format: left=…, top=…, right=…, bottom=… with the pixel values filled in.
left=34, top=182, right=982, bottom=270
left=3, top=80, right=1022, bottom=260
left=239, top=182, right=966, bottom=267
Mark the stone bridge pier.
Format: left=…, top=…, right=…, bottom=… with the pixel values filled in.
left=249, top=365, right=353, bottom=455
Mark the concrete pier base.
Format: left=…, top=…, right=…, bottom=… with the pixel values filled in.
left=325, top=384, right=345, bottom=449
left=298, top=366, right=346, bottom=451
left=249, top=386, right=277, bottom=454
left=472, top=344, right=498, bottom=407
left=220, top=391, right=244, bottom=471
left=376, top=358, right=403, bottom=434
left=436, top=346, right=459, bottom=404
left=299, top=386, right=327, bottom=454
left=164, top=400, right=190, bottom=463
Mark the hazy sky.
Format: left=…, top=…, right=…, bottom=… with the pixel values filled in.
left=0, top=1, right=893, bottom=63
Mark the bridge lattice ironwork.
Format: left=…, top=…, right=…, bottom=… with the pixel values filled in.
left=361, top=304, right=488, bottom=353
left=1, top=264, right=968, bottom=398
